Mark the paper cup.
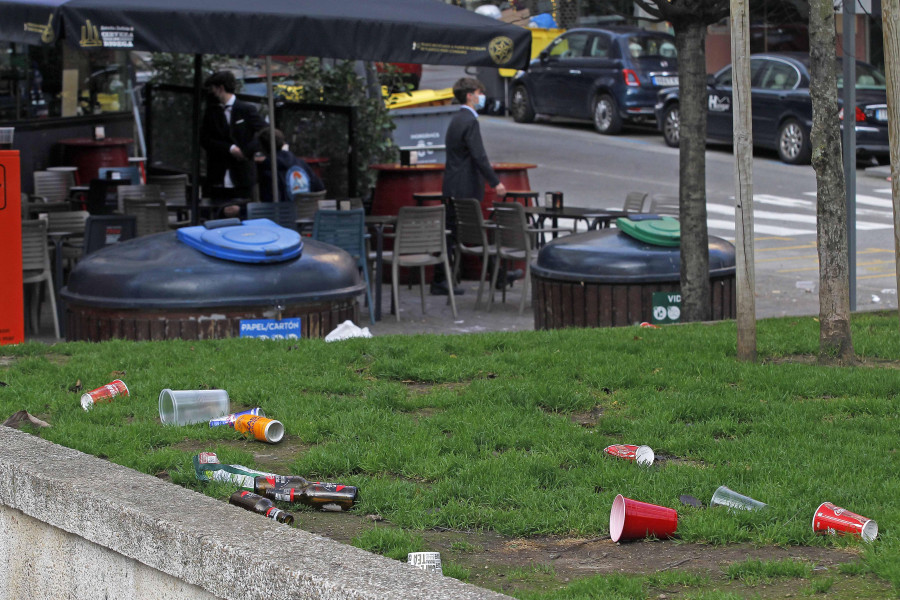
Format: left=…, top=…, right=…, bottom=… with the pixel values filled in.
left=609, top=494, right=678, bottom=542
left=81, top=379, right=129, bottom=411
left=812, top=502, right=878, bottom=542
left=604, top=444, right=654, bottom=466
left=158, top=389, right=230, bottom=426
left=234, top=414, right=284, bottom=444
left=407, top=552, right=442, bottom=575
left=710, top=485, right=767, bottom=512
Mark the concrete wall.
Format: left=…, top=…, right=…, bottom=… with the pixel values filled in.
left=0, top=427, right=512, bottom=600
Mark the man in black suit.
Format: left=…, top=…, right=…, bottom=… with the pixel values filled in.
left=200, top=71, right=265, bottom=216
left=435, top=77, right=507, bottom=295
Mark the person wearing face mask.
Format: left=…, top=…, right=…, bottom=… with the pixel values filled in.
left=200, top=70, right=266, bottom=217
left=434, top=77, right=507, bottom=295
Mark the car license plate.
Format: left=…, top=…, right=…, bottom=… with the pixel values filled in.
left=875, top=108, right=888, bottom=122
left=654, top=76, right=679, bottom=87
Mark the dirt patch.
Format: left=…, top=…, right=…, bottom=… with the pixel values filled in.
left=293, top=510, right=868, bottom=597
left=763, top=354, right=900, bottom=369
left=569, top=405, right=604, bottom=427
left=173, top=436, right=313, bottom=475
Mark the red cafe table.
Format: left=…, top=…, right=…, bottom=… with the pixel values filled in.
left=370, top=162, right=537, bottom=217
left=58, top=137, right=133, bottom=184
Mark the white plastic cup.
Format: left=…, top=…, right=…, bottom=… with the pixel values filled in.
left=710, top=485, right=767, bottom=512
left=159, top=389, right=230, bottom=426
left=407, top=552, right=442, bottom=575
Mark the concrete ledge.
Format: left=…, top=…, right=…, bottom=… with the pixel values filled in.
left=0, top=427, right=511, bottom=600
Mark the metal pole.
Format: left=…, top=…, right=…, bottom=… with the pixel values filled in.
left=190, top=54, right=202, bottom=226
left=842, top=1, right=857, bottom=311
left=265, top=56, right=278, bottom=203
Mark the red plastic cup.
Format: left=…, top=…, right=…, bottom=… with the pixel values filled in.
left=604, top=444, right=655, bottom=466
left=812, top=502, right=878, bottom=542
left=81, top=379, right=129, bottom=411
left=610, top=494, right=678, bottom=542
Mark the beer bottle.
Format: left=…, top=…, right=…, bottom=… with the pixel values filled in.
left=229, top=490, right=294, bottom=525
left=254, top=476, right=359, bottom=512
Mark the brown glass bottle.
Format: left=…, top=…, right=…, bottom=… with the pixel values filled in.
left=254, top=475, right=358, bottom=511
left=229, top=490, right=294, bottom=525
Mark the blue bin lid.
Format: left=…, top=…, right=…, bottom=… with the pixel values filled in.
left=176, top=218, right=302, bottom=263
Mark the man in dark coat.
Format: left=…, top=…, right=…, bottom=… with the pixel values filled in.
left=442, top=77, right=506, bottom=203
left=200, top=70, right=265, bottom=216
left=435, top=77, right=507, bottom=295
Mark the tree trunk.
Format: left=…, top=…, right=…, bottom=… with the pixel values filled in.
left=809, top=0, right=854, bottom=359
left=731, top=0, right=756, bottom=361
left=883, top=0, right=900, bottom=335
left=675, top=20, right=711, bottom=322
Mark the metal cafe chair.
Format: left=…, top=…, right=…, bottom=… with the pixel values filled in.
left=46, top=210, right=90, bottom=270
left=313, top=208, right=375, bottom=324
left=82, top=215, right=137, bottom=255
left=648, top=194, right=679, bottom=218
left=246, top=201, right=298, bottom=229
left=21, top=219, right=60, bottom=338
left=33, top=170, right=76, bottom=204
left=490, top=202, right=571, bottom=315
left=122, top=197, right=169, bottom=237
left=116, top=184, right=163, bottom=214
left=623, top=191, right=650, bottom=213
left=450, top=197, right=496, bottom=308
left=385, top=205, right=457, bottom=322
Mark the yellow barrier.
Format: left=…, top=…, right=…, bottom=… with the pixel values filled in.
left=499, top=28, right=565, bottom=77
left=385, top=87, right=454, bottom=110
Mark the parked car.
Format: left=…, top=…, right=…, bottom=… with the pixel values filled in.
left=654, top=52, right=890, bottom=165
left=510, top=27, right=678, bottom=134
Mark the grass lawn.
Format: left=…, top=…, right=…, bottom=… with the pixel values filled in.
left=1, top=312, right=899, bottom=599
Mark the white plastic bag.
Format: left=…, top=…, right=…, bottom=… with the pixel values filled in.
left=324, top=320, right=373, bottom=342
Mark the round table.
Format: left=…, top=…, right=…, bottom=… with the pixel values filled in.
left=58, top=138, right=133, bottom=184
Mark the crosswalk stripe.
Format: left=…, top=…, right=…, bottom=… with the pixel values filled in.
left=706, top=202, right=891, bottom=232
left=706, top=218, right=811, bottom=236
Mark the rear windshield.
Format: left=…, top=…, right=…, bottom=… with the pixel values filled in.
left=835, top=62, right=886, bottom=90
left=625, top=35, right=677, bottom=59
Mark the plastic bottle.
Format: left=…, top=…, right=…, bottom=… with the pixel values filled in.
left=229, top=490, right=294, bottom=525
left=253, top=475, right=358, bottom=512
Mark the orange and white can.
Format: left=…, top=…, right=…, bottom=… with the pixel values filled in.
left=604, top=444, right=655, bottom=466
left=812, top=502, right=878, bottom=542
left=234, top=414, right=284, bottom=444
left=81, top=379, right=129, bottom=411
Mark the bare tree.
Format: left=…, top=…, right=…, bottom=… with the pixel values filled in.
left=634, top=0, right=729, bottom=322
left=884, top=0, right=900, bottom=334
left=808, top=0, right=854, bottom=359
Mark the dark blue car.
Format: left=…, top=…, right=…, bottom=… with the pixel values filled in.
left=510, top=27, right=678, bottom=134
left=654, top=52, right=890, bottom=165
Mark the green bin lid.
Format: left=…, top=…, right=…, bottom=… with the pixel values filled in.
left=615, top=216, right=680, bottom=247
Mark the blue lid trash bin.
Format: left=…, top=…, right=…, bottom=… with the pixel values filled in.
left=61, top=220, right=366, bottom=341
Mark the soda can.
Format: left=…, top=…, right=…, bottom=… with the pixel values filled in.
left=604, top=444, right=654, bottom=466
left=209, top=407, right=265, bottom=427
left=812, top=502, right=878, bottom=542
left=234, top=414, right=284, bottom=444
left=81, top=379, right=129, bottom=411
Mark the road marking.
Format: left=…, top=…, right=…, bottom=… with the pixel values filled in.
left=757, top=243, right=817, bottom=251
left=777, top=259, right=894, bottom=273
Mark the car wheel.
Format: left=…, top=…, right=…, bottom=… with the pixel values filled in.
left=662, top=103, right=680, bottom=148
left=777, top=119, right=811, bottom=165
left=593, top=94, right=622, bottom=135
left=511, top=85, right=535, bottom=123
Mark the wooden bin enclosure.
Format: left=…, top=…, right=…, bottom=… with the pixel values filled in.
left=61, top=234, right=365, bottom=341
left=532, top=230, right=736, bottom=330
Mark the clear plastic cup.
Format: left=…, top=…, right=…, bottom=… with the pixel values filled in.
left=710, top=485, right=767, bottom=512
left=159, top=389, right=230, bottom=426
